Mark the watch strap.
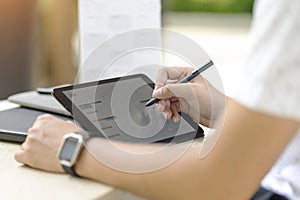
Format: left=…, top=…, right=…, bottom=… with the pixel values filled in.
left=62, top=165, right=80, bottom=177
left=59, top=131, right=87, bottom=177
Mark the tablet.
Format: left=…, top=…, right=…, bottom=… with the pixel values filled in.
left=0, top=107, right=72, bottom=143
left=53, top=74, right=203, bottom=143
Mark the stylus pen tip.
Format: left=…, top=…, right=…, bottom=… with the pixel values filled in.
left=145, top=98, right=159, bottom=107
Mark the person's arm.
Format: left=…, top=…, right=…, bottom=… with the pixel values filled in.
left=14, top=64, right=300, bottom=199
left=14, top=99, right=299, bottom=199
left=74, top=99, right=299, bottom=200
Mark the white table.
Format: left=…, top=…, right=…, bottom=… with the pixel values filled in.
left=0, top=101, right=143, bottom=200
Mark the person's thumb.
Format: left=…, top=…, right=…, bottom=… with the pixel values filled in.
left=153, top=83, right=193, bottom=100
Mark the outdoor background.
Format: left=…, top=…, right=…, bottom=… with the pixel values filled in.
left=163, top=0, right=253, bottom=96
left=0, top=0, right=253, bottom=99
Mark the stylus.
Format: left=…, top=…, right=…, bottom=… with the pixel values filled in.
left=145, top=60, right=214, bottom=107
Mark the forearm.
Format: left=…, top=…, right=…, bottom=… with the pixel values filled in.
left=75, top=100, right=299, bottom=200
left=75, top=139, right=220, bottom=200
left=75, top=134, right=252, bottom=200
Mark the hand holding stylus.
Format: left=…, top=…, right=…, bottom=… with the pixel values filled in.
left=150, top=61, right=226, bottom=128
left=145, top=61, right=214, bottom=107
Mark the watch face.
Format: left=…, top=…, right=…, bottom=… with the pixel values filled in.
left=59, top=136, right=79, bottom=161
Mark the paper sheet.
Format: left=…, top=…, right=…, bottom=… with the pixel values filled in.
left=78, top=0, right=161, bottom=82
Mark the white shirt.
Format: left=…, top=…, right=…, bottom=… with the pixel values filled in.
left=234, top=0, right=300, bottom=199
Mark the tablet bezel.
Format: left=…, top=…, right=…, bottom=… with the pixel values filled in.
left=53, top=74, right=204, bottom=143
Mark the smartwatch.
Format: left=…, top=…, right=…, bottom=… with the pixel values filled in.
left=57, top=132, right=87, bottom=177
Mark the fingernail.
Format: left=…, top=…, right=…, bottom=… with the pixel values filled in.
left=163, top=112, right=168, bottom=119
left=155, top=83, right=164, bottom=90
left=153, top=88, right=163, bottom=97
left=174, top=116, right=180, bottom=123
left=164, top=112, right=172, bottom=119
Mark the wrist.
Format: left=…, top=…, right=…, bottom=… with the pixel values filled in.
left=74, top=138, right=120, bottom=185
left=57, top=131, right=89, bottom=177
left=74, top=146, right=91, bottom=178
left=74, top=137, right=102, bottom=180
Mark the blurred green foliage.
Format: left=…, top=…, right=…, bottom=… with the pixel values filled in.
left=166, top=0, right=254, bottom=13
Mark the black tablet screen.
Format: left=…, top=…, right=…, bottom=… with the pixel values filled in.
left=57, top=75, right=203, bottom=143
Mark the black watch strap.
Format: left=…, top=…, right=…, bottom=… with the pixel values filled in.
left=58, top=131, right=90, bottom=177
left=62, top=165, right=80, bottom=177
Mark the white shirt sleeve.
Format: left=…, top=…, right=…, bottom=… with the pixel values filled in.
left=234, top=0, right=300, bottom=121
